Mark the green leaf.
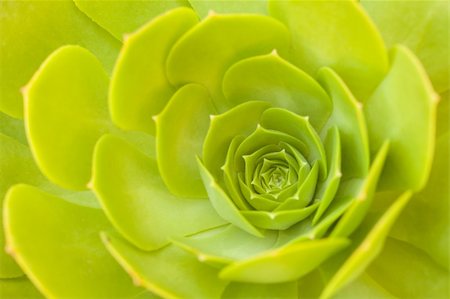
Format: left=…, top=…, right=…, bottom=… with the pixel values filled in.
left=361, top=0, right=449, bottom=93
left=260, top=108, right=327, bottom=180
left=172, top=224, right=277, bottom=267
left=222, top=53, right=332, bottom=129
left=0, top=112, right=26, bottom=145
left=109, top=7, right=198, bottom=134
left=220, top=238, right=349, bottom=283
left=331, top=273, right=395, bottom=299
left=24, top=45, right=112, bottom=190
left=318, top=68, right=369, bottom=179
left=102, top=232, right=229, bottom=299
left=222, top=281, right=298, bottom=299
left=197, top=157, right=263, bottom=237
left=331, top=141, right=389, bottom=238
left=269, top=0, right=388, bottom=100
left=92, top=134, right=225, bottom=250
left=388, top=130, right=449, bottom=269
left=156, top=84, right=215, bottom=198
left=189, top=0, right=268, bottom=18
left=364, top=45, right=438, bottom=191
left=242, top=203, right=318, bottom=230
left=313, top=126, right=342, bottom=224
left=166, top=13, right=289, bottom=111
left=203, top=101, right=271, bottom=179
left=367, top=238, right=449, bottom=298
left=74, top=0, right=189, bottom=40
left=320, top=192, right=412, bottom=299
left=0, top=277, right=44, bottom=299
left=4, top=184, right=146, bottom=298
left=0, top=0, right=120, bottom=118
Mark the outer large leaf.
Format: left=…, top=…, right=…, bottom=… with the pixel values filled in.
left=24, top=46, right=113, bottom=190
left=0, top=277, right=44, bottom=299
left=364, top=46, right=438, bottom=191
left=362, top=0, right=449, bottom=93
left=3, top=184, right=147, bottom=298
left=102, top=232, right=228, bottom=299
left=189, top=0, right=268, bottom=18
left=92, top=134, right=225, bottom=250
left=222, top=281, right=298, bottom=299
left=0, top=0, right=120, bottom=118
left=75, top=0, right=189, bottom=40
left=269, top=0, right=388, bottom=100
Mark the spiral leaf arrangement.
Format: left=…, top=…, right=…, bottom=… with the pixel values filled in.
left=0, top=1, right=448, bottom=298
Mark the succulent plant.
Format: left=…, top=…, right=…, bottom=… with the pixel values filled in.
left=0, top=1, right=448, bottom=298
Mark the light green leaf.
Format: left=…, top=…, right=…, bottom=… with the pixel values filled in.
left=222, top=281, right=298, bottom=299
left=367, top=238, right=449, bottom=298
left=364, top=45, right=438, bottom=191
left=109, top=7, right=198, bottom=134
left=166, top=13, right=289, bottom=111
left=172, top=225, right=277, bottom=267
left=242, top=203, right=318, bottom=230
left=269, top=0, right=388, bottom=100
left=318, top=68, right=369, bottom=179
left=388, top=130, right=449, bottom=269
left=362, top=0, right=449, bottom=93
left=332, top=273, right=395, bottom=299
left=102, top=232, right=228, bottom=299
left=0, top=277, right=44, bottom=299
left=220, top=238, right=349, bottom=283
left=260, top=108, right=327, bottom=180
left=321, top=192, right=412, bottom=299
left=203, top=101, right=271, bottom=179
left=4, top=184, right=146, bottom=298
left=197, top=157, right=263, bottom=237
left=222, top=53, right=332, bottom=129
left=313, top=126, right=342, bottom=224
left=92, top=134, right=225, bottom=251
left=156, top=84, right=215, bottom=198
left=24, top=45, right=112, bottom=190
left=0, top=112, right=26, bottom=145
left=75, top=0, right=189, bottom=40
left=189, top=0, right=268, bottom=18
left=331, top=141, right=389, bottom=238
left=0, top=0, right=120, bottom=118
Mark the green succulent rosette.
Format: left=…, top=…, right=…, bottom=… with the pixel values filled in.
left=0, top=1, right=448, bottom=298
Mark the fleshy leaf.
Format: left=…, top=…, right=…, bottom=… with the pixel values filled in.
left=197, top=157, right=263, bottom=237
left=318, top=68, right=369, bottom=179
left=269, top=0, right=388, bottom=100
left=242, top=203, right=318, bottom=230
left=321, top=192, right=412, bottom=299
left=4, top=184, right=146, bottom=298
left=92, top=134, right=225, bottom=250
left=220, top=238, right=350, bottom=283
left=166, top=13, right=289, bottom=111
left=0, top=277, right=44, bottom=299
left=367, top=238, right=449, bottom=298
left=332, top=273, right=395, bottom=299
left=0, top=112, right=26, bottom=145
left=109, top=7, right=198, bottom=134
left=364, top=45, right=438, bottom=191
left=24, top=45, right=112, bottom=190
left=189, top=0, right=268, bottom=18
left=75, top=0, right=189, bottom=40
left=313, top=126, right=342, bottom=224
left=171, top=225, right=277, bottom=266
left=0, top=0, right=120, bottom=118
left=388, top=130, right=449, bottom=269
left=331, top=141, right=389, bottom=238
left=102, top=232, right=228, bottom=299
left=222, top=281, right=298, bottom=299
left=260, top=108, right=327, bottom=180
left=222, top=53, right=332, bottom=129
left=156, top=84, right=215, bottom=198
left=203, top=101, right=271, bottom=179
left=362, top=0, right=449, bottom=93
